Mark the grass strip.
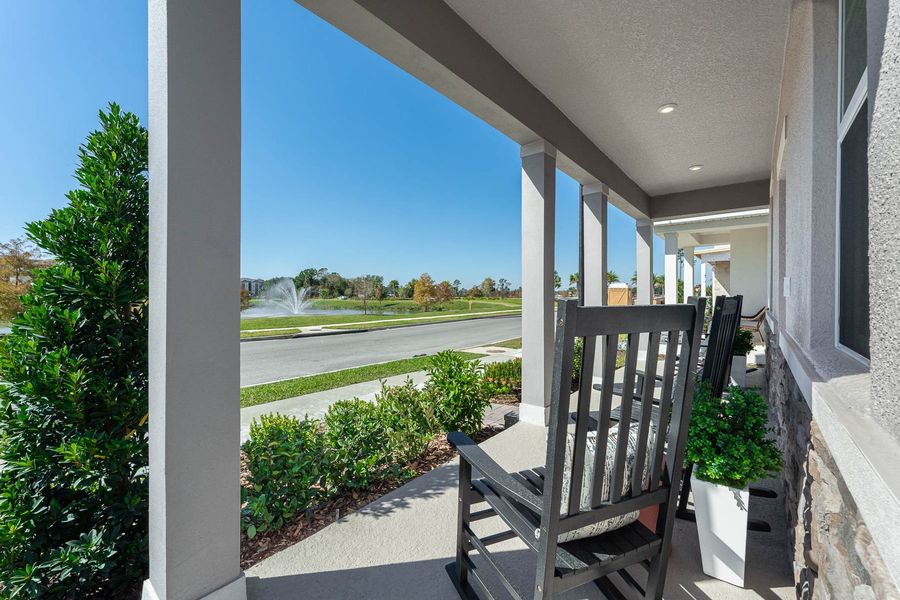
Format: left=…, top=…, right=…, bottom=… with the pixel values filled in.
left=240, top=351, right=483, bottom=408
left=324, top=312, right=518, bottom=331
left=240, top=307, right=519, bottom=331
left=491, top=338, right=522, bottom=349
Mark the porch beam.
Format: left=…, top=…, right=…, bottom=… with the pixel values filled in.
left=520, top=141, right=556, bottom=426
left=649, top=179, right=770, bottom=220
left=146, top=1, right=245, bottom=599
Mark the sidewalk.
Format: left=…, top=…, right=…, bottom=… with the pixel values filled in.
left=240, top=345, right=520, bottom=442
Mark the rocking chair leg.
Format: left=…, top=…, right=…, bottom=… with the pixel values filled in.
left=447, top=458, right=473, bottom=598
left=643, top=553, right=666, bottom=600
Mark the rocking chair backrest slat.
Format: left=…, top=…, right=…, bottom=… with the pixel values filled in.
left=542, top=299, right=705, bottom=542
left=631, top=330, right=661, bottom=495
left=702, top=295, right=743, bottom=397
left=589, top=333, right=619, bottom=509
left=649, top=330, right=680, bottom=491
left=609, top=332, right=640, bottom=503
left=567, top=335, right=597, bottom=516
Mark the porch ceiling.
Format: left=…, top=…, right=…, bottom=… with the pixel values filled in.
left=444, top=0, right=790, bottom=197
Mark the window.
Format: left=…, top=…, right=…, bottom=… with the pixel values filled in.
left=837, top=0, right=869, bottom=359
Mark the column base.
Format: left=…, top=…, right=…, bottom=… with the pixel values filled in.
left=142, top=573, right=247, bottom=600
left=518, top=402, right=549, bottom=426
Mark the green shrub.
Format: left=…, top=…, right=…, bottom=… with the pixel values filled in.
left=483, top=358, right=522, bottom=394
left=0, top=105, right=149, bottom=598
left=686, top=382, right=782, bottom=489
left=375, top=379, right=436, bottom=463
left=426, top=350, right=495, bottom=436
left=571, top=337, right=584, bottom=389
left=241, top=414, right=325, bottom=538
left=732, top=328, right=755, bottom=356
left=324, top=399, right=392, bottom=490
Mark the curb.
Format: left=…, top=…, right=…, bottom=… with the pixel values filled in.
left=239, top=312, right=520, bottom=343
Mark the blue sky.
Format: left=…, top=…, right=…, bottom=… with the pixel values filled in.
left=0, top=1, right=664, bottom=288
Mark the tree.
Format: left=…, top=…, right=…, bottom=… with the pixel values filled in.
left=401, top=278, right=417, bottom=299
left=481, top=277, right=496, bottom=298
left=0, top=237, right=41, bottom=321
left=497, top=278, right=510, bottom=298
left=607, top=270, right=620, bottom=283
left=385, top=279, right=400, bottom=298
left=451, top=279, right=462, bottom=296
left=0, top=105, right=149, bottom=597
left=352, top=274, right=380, bottom=314
left=240, top=288, right=251, bottom=310
left=568, top=273, right=579, bottom=297
left=320, top=272, right=348, bottom=298
left=435, top=280, right=453, bottom=305
left=553, top=270, right=562, bottom=292
left=467, top=286, right=483, bottom=298
left=294, top=267, right=327, bottom=294
left=413, top=273, right=436, bottom=310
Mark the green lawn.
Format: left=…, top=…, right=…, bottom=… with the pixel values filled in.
left=492, top=338, right=522, bottom=349
left=240, top=298, right=521, bottom=332
left=240, top=351, right=483, bottom=408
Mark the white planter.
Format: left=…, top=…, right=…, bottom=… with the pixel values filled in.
left=691, top=470, right=749, bottom=587
left=730, top=355, right=747, bottom=388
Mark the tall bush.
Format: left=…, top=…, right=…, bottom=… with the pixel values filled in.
left=425, top=351, right=494, bottom=436
left=242, top=414, right=325, bottom=538
left=0, top=105, right=149, bottom=598
left=323, top=399, right=392, bottom=490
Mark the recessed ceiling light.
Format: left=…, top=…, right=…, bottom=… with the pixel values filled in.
left=688, top=164, right=703, bottom=171
left=657, top=103, right=678, bottom=114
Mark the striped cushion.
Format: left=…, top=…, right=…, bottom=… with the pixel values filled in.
left=558, top=421, right=654, bottom=542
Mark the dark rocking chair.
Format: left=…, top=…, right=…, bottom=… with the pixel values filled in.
left=447, top=298, right=705, bottom=599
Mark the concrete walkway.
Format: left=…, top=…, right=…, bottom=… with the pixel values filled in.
left=240, top=346, right=520, bottom=442
left=246, top=418, right=794, bottom=600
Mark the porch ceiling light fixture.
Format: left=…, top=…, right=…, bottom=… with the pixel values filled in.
left=688, top=164, right=703, bottom=171
left=657, top=103, right=678, bottom=114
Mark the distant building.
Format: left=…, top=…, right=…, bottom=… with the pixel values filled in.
left=240, top=278, right=263, bottom=297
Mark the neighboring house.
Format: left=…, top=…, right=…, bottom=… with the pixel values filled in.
left=144, top=2, right=900, bottom=600
left=240, top=277, right=263, bottom=297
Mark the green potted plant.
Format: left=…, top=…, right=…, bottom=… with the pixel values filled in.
left=685, top=382, right=782, bottom=587
left=730, top=328, right=755, bottom=388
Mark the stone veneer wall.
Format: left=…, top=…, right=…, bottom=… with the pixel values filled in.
left=764, top=321, right=900, bottom=600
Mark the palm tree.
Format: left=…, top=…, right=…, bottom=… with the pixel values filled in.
left=607, top=270, right=620, bottom=283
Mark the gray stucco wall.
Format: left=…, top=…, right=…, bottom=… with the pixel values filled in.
left=868, top=0, right=900, bottom=436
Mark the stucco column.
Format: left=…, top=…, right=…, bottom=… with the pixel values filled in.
left=700, top=261, right=708, bottom=297
left=520, top=141, right=556, bottom=426
left=683, top=246, right=695, bottom=301
left=635, top=219, right=654, bottom=305
left=664, top=233, right=678, bottom=304
left=146, top=1, right=245, bottom=600
left=582, top=182, right=608, bottom=382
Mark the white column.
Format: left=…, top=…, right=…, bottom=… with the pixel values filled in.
left=520, top=141, right=556, bottom=426
left=635, top=219, right=654, bottom=305
left=664, top=233, right=678, bottom=305
left=700, top=261, right=708, bottom=297
left=582, top=183, right=607, bottom=383
left=146, top=2, right=245, bottom=600
left=683, top=246, right=695, bottom=301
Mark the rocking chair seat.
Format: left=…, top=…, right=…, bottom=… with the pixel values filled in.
left=470, top=465, right=663, bottom=583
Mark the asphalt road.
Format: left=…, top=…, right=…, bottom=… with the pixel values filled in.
left=240, top=315, right=521, bottom=386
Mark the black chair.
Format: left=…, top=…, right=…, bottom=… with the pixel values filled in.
left=600, top=295, right=741, bottom=424
left=447, top=298, right=705, bottom=599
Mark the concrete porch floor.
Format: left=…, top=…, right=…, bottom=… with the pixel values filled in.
left=246, top=383, right=794, bottom=599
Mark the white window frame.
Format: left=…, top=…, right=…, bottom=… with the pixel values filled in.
left=834, top=0, right=869, bottom=365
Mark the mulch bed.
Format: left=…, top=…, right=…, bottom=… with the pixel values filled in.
left=491, top=392, right=521, bottom=405
left=239, top=426, right=503, bottom=569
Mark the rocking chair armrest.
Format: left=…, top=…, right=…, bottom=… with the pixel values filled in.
left=448, top=431, right=542, bottom=513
